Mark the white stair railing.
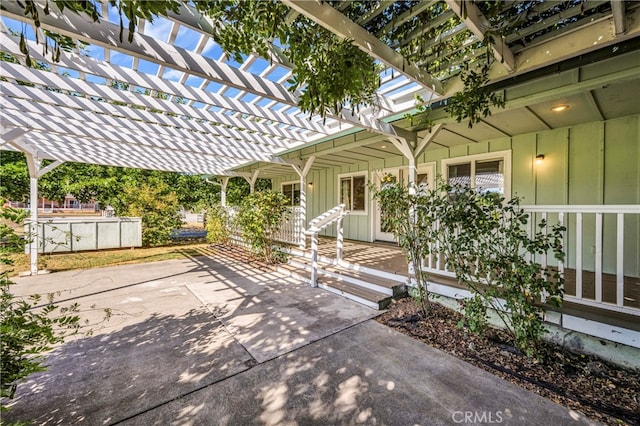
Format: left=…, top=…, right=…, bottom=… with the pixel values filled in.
left=304, top=204, right=349, bottom=287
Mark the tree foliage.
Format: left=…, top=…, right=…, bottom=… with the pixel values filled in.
left=118, top=178, right=183, bottom=247
left=0, top=155, right=220, bottom=212
left=0, top=151, right=29, bottom=203
left=15, top=0, right=380, bottom=120
left=446, top=61, right=505, bottom=128
left=373, top=177, right=566, bottom=357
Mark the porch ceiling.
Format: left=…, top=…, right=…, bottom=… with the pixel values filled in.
left=1, top=1, right=639, bottom=177
left=240, top=46, right=640, bottom=173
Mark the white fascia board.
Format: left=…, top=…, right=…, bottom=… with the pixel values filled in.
left=283, top=0, right=445, bottom=95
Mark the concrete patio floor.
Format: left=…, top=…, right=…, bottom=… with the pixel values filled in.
left=4, top=250, right=596, bottom=425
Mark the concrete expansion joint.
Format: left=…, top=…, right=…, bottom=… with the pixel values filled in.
left=110, top=312, right=377, bottom=426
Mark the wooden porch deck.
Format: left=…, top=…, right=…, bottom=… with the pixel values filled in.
left=306, top=237, right=640, bottom=333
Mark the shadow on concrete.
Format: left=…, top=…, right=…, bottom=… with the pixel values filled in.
left=4, top=247, right=377, bottom=425
left=127, top=321, right=595, bottom=426
left=3, top=308, right=254, bottom=425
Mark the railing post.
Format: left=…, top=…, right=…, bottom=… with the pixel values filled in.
left=336, top=215, right=343, bottom=262
left=310, top=232, right=318, bottom=287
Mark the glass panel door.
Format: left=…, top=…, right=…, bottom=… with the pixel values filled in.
left=374, top=169, right=400, bottom=242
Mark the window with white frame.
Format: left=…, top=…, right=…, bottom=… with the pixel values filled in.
left=281, top=181, right=301, bottom=206
left=338, top=172, right=367, bottom=214
left=442, top=151, right=511, bottom=198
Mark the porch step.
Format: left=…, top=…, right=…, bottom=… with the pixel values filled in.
left=279, top=255, right=406, bottom=310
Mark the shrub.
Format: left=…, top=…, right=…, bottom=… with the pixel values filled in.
left=120, top=179, right=183, bottom=247
left=371, top=179, right=439, bottom=317
left=235, top=191, right=289, bottom=264
left=435, top=182, right=565, bottom=357
left=372, top=177, right=566, bottom=357
left=205, top=204, right=231, bottom=245
left=0, top=204, right=81, bottom=411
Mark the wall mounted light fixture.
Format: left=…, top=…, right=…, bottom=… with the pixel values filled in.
left=308, top=182, right=313, bottom=187
left=536, top=154, right=545, bottom=164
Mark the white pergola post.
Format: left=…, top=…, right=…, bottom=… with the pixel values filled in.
left=290, top=156, right=315, bottom=249
left=28, top=159, right=40, bottom=275
left=244, top=170, right=260, bottom=193
left=22, top=154, right=63, bottom=275
left=220, top=177, right=229, bottom=207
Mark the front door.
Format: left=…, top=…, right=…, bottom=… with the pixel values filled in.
left=373, top=164, right=435, bottom=242
left=373, top=168, right=401, bottom=242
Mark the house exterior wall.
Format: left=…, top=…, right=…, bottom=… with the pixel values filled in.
left=272, top=114, right=640, bottom=277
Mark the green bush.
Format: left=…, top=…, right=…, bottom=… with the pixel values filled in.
left=435, top=182, right=565, bottom=357
left=0, top=204, right=81, bottom=412
left=372, top=177, right=566, bottom=357
left=119, top=179, right=183, bottom=247
left=371, top=179, right=439, bottom=317
left=205, top=204, right=231, bottom=245
left=235, top=191, right=289, bottom=264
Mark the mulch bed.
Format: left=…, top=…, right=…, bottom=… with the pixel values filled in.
left=377, top=297, right=640, bottom=425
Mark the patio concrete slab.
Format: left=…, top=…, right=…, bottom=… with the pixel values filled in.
left=126, top=320, right=595, bottom=426
left=4, top=253, right=378, bottom=425
left=4, top=252, right=595, bottom=425
left=186, top=267, right=378, bottom=363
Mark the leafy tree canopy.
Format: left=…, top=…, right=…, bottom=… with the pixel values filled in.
left=15, top=0, right=380, bottom=119
left=0, top=154, right=221, bottom=211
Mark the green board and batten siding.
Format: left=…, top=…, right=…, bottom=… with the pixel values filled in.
left=272, top=114, right=640, bottom=277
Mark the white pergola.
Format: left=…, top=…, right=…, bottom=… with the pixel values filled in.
left=1, top=1, right=638, bottom=274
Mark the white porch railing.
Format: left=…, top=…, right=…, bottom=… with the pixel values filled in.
left=423, top=205, right=640, bottom=316
left=305, top=204, right=349, bottom=287
left=273, top=206, right=305, bottom=247
left=225, top=206, right=305, bottom=247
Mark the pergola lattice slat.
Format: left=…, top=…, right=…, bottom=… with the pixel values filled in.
left=3, top=3, right=400, bottom=140
left=2, top=83, right=299, bottom=152
left=3, top=133, right=230, bottom=175
left=1, top=102, right=282, bottom=163
left=0, top=3, right=301, bottom=106
left=0, top=110, right=275, bottom=166
left=0, top=61, right=313, bottom=147
left=0, top=33, right=330, bottom=139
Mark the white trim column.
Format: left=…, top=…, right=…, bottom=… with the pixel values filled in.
left=290, top=156, right=315, bottom=249
left=245, top=170, right=260, bottom=193
left=220, top=177, right=229, bottom=207
left=24, top=154, right=62, bottom=275
left=388, top=125, right=443, bottom=277
left=28, top=159, right=40, bottom=275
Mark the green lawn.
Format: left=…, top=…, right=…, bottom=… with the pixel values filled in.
left=8, top=242, right=214, bottom=276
